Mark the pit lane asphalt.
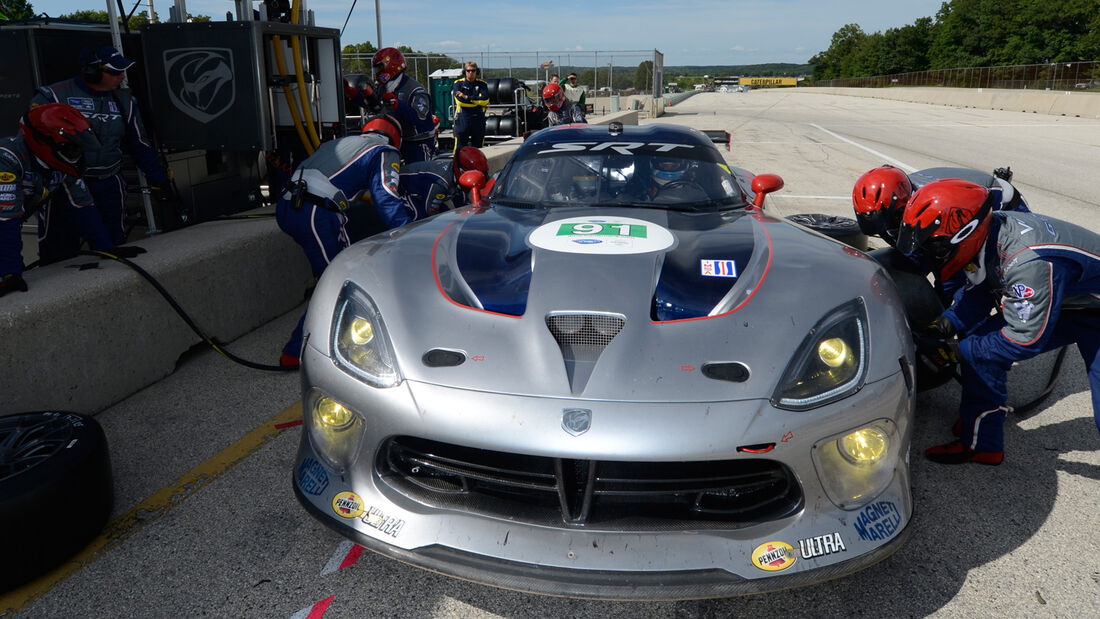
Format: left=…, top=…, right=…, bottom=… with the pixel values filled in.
left=5, top=91, right=1099, bottom=618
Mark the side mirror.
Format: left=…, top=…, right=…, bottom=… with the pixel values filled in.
left=459, top=170, right=488, bottom=205
left=750, top=173, right=784, bottom=207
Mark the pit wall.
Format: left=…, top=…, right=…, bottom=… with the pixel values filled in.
left=799, top=86, right=1100, bottom=118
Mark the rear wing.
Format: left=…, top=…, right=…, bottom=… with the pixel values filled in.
left=702, top=129, right=731, bottom=151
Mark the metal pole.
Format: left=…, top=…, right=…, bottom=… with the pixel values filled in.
left=375, top=0, right=381, bottom=48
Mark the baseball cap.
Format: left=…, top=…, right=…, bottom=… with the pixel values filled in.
left=80, top=45, right=136, bottom=72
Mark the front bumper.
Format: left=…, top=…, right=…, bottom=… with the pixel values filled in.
left=293, top=344, right=914, bottom=599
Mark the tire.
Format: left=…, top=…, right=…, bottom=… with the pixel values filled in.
left=0, top=411, right=113, bottom=591
left=867, top=248, right=955, bottom=392
left=786, top=213, right=868, bottom=250
left=484, top=116, right=501, bottom=135
left=485, top=78, right=500, bottom=103
left=498, top=115, right=517, bottom=136
left=495, top=78, right=521, bottom=104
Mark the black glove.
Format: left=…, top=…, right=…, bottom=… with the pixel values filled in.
left=0, top=273, right=28, bottom=297
left=914, top=316, right=960, bottom=369
left=104, top=245, right=148, bottom=259
left=993, top=167, right=1013, bottom=182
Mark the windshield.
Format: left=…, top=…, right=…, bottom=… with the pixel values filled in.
left=492, top=145, right=750, bottom=211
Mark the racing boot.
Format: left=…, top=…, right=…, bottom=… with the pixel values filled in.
left=924, top=440, right=1003, bottom=466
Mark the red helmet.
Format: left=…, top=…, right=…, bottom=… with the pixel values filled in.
left=454, top=146, right=488, bottom=181
left=20, top=103, right=101, bottom=177
left=897, top=179, right=994, bottom=279
left=542, top=83, right=565, bottom=111
left=372, top=47, right=406, bottom=84
left=852, top=165, right=913, bottom=241
left=362, top=114, right=402, bottom=149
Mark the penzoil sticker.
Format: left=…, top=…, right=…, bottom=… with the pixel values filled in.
left=751, top=541, right=796, bottom=571
left=332, top=491, right=364, bottom=519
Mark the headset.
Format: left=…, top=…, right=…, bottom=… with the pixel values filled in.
left=80, top=63, right=104, bottom=85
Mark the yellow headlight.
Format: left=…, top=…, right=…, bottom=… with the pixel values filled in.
left=839, top=427, right=888, bottom=464
left=315, top=397, right=354, bottom=430
left=818, top=337, right=849, bottom=368
left=349, top=317, right=374, bottom=345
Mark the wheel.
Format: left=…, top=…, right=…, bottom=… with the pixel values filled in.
left=867, top=248, right=955, bottom=392
left=484, top=116, right=501, bottom=135
left=786, top=213, right=869, bottom=250
left=498, top=115, right=517, bottom=136
left=0, top=411, right=113, bottom=591
left=485, top=78, right=500, bottom=103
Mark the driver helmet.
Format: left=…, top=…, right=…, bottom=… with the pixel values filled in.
left=897, top=179, right=994, bottom=279
left=542, top=83, right=565, bottom=112
left=852, top=165, right=913, bottom=240
left=20, top=103, right=101, bottom=177
left=372, top=47, right=406, bottom=85
left=454, top=146, right=488, bottom=181
left=651, top=156, right=688, bottom=185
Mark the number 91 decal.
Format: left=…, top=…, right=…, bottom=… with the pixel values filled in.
left=528, top=217, right=675, bottom=255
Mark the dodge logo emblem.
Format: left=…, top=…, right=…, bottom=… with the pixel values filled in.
left=164, top=48, right=236, bottom=123
left=562, top=408, right=592, bottom=436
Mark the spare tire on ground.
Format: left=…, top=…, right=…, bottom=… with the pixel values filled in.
left=0, top=411, right=113, bottom=591
left=786, top=213, right=868, bottom=250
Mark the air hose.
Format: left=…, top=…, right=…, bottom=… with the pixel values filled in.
left=80, top=249, right=298, bottom=372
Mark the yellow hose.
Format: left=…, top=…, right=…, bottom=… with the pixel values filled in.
left=290, top=0, right=321, bottom=149
left=272, top=34, right=314, bottom=155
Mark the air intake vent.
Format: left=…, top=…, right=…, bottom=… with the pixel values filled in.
left=546, top=313, right=625, bottom=349
left=545, top=312, right=626, bottom=394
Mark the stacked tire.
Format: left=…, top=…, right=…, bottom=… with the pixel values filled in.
left=0, top=412, right=113, bottom=591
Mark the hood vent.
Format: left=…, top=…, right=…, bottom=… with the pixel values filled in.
left=546, top=312, right=625, bottom=394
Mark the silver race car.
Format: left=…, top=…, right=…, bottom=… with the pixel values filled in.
left=293, top=123, right=916, bottom=599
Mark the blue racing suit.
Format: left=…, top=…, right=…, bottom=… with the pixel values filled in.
left=385, top=73, right=436, bottom=163
left=942, top=211, right=1100, bottom=452
left=31, top=77, right=168, bottom=258
left=0, top=136, right=113, bottom=276
left=452, top=78, right=489, bottom=150
left=276, top=133, right=409, bottom=358
left=398, top=159, right=469, bottom=219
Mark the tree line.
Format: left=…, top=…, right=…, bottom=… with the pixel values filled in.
left=811, top=0, right=1100, bottom=80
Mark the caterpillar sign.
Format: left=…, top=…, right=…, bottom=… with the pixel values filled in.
left=740, top=77, right=798, bottom=87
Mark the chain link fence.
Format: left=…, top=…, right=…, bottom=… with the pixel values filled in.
left=342, top=49, right=664, bottom=99
left=805, top=60, right=1100, bottom=91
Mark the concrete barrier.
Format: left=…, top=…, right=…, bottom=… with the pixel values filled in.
left=2, top=217, right=314, bottom=414
left=800, top=86, right=1100, bottom=119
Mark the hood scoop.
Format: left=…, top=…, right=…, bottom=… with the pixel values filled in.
left=546, top=312, right=625, bottom=394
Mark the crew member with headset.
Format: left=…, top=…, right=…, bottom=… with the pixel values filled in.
left=452, top=61, right=490, bottom=150
left=1, top=104, right=143, bottom=297
left=31, top=45, right=171, bottom=264
left=372, top=47, right=437, bottom=163
left=275, top=115, right=410, bottom=367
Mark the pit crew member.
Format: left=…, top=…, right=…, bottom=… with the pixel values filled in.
left=542, top=83, right=587, bottom=126
left=399, top=146, right=488, bottom=218
left=452, top=61, right=490, bottom=150
left=373, top=47, right=436, bottom=163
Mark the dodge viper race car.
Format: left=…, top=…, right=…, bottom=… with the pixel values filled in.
left=292, top=123, right=917, bottom=599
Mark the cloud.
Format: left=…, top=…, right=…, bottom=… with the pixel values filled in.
left=437, top=40, right=461, bottom=47
left=731, top=45, right=745, bottom=51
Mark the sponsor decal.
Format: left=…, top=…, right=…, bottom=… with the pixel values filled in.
left=108, top=101, right=119, bottom=113
left=164, top=48, right=236, bottom=123
left=751, top=541, right=796, bottom=571
left=529, top=216, right=675, bottom=255
left=0, top=192, right=17, bottom=203
left=297, top=457, right=330, bottom=496
left=701, top=259, right=737, bottom=278
left=0, top=172, right=15, bottom=182
left=435, top=193, right=446, bottom=200
left=1014, top=299, right=1034, bottom=322
left=562, top=408, right=592, bottom=436
left=332, top=491, right=364, bottom=519
left=0, top=182, right=16, bottom=192
left=363, top=506, right=405, bottom=537
left=799, top=532, right=846, bottom=559
left=66, top=97, right=94, bottom=112
left=1011, top=283, right=1035, bottom=298
left=390, top=162, right=400, bottom=171
left=852, top=500, right=902, bottom=542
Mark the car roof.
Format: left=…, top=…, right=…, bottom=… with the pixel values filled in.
left=516, top=123, right=719, bottom=156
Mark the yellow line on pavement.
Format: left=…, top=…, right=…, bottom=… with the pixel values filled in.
left=0, top=402, right=303, bottom=616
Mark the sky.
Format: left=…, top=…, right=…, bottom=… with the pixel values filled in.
left=27, top=0, right=948, bottom=66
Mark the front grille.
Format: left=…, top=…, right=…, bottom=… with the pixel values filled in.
left=377, top=437, right=802, bottom=528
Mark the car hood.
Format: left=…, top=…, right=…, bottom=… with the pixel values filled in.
left=309, top=205, right=910, bottom=402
